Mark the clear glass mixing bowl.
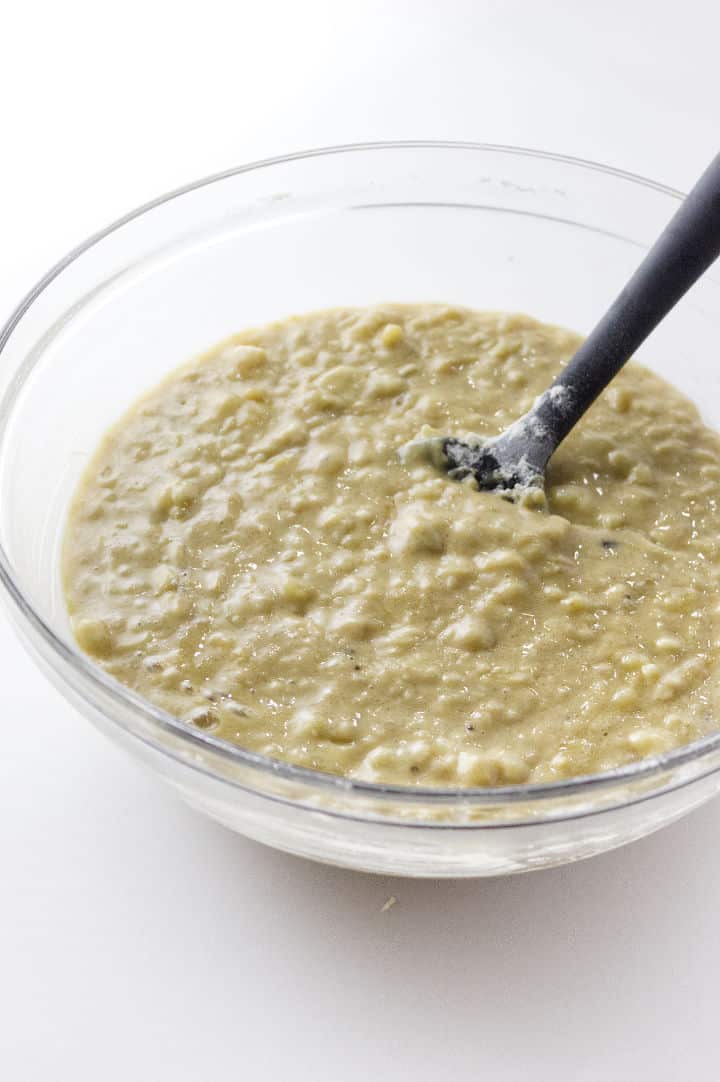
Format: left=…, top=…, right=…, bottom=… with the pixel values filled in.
left=2, top=142, right=720, bottom=876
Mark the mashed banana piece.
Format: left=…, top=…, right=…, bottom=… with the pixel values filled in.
left=64, top=305, right=720, bottom=786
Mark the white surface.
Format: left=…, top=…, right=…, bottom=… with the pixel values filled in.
left=1, top=1, right=719, bottom=1077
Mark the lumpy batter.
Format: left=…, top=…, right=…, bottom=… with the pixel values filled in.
left=63, top=305, right=720, bottom=786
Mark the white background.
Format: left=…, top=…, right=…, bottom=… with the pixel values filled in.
left=1, top=2, right=719, bottom=1078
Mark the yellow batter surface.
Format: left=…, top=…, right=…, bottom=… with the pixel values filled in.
left=63, top=305, right=720, bottom=786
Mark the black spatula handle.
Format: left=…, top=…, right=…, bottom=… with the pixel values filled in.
left=538, top=152, right=720, bottom=451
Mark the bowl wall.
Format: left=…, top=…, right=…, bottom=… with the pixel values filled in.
left=2, top=143, right=720, bottom=874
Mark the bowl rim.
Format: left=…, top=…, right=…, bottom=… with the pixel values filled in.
left=2, top=137, right=718, bottom=810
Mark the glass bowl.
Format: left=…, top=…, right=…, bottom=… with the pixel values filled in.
left=2, top=141, right=720, bottom=877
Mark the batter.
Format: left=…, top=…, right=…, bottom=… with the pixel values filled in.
left=63, top=305, right=720, bottom=786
